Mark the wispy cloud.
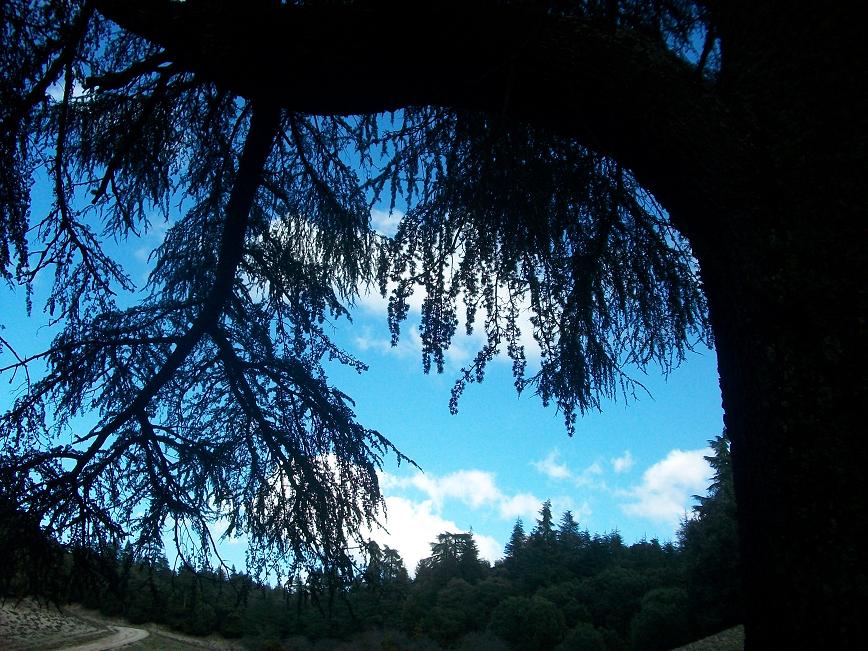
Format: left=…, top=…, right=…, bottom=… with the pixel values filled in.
left=381, top=469, right=540, bottom=517
left=619, top=448, right=711, bottom=525
left=561, top=498, right=594, bottom=524
left=498, top=492, right=546, bottom=520
left=574, top=461, right=606, bottom=489
left=382, top=469, right=503, bottom=510
left=612, top=450, right=635, bottom=474
left=380, top=466, right=591, bottom=529
left=531, top=450, right=607, bottom=490
left=532, top=450, right=571, bottom=480
left=349, top=309, right=500, bottom=371
left=370, top=208, right=403, bottom=237
left=353, top=324, right=423, bottom=359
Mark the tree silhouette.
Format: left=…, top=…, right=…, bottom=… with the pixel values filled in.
left=531, top=500, right=557, bottom=546
left=417, top=532, right=488, bottom=586
left=1, top=1, right=865, bottom=646
left=556, top=510, right=583, bottom=550
left=679, top=432, right=741, bottom=635
left=503, top=518, right=527, bottom=561
left=1, top=1, right=413, bottom=583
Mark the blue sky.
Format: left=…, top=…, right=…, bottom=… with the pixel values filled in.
left=317, top=209, right=724, bottom=570
left=330, top=294, right=721, bottom=571
left=1, top=192, right=723, bottom=577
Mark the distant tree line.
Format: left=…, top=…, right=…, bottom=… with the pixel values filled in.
left=0, top=434, right=738, bottom=650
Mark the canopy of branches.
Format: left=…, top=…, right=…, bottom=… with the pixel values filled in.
left=0, top=0, right=712, bottom=576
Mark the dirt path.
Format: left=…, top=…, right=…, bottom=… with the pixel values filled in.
left=1, top=600, right=150, bottom=651
left=61, top=625, right=149, bottom=651
left=2, top=600, right=242, bottom=651
left=673, top=625, right=744, bottom=650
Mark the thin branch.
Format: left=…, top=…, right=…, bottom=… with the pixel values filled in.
left=84, top=52, right=173, bottom=91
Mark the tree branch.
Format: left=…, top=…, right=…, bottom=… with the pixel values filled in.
left=61, top=102, right=281, bottom=484
left=92, top=0, right=750, bottom=242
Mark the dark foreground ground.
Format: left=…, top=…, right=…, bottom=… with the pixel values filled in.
left=1, top=598, right=744, bottom=650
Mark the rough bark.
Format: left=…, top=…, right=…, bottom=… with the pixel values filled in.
left=94, top=1, right=868, bottom=646
left=703, top=221, right=867, bottom=647
left=690, top=6, right=868, bottom=646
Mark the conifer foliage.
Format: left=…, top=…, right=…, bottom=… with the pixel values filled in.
left=0, top=0, right=707, bottom=576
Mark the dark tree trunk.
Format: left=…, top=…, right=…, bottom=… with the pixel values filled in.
left=683, top=7, right=868, bottom=645
left=676, top=195, right=867, bottom=647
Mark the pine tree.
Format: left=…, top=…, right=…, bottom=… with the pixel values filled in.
left=362, top=540, right=384, bottom=590
left=504, top=518, right=527, bottom=560
left=456, top=532, right=488, bottom=584
left=557, top=510, right=582, bottom=550
left=678, top=431, right=741, bottom=636
left=531, top=500, right=556, bottom=546
left=381, top=546, right=409, bottom=585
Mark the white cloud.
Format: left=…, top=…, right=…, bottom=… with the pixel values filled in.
left=384, top=469, right=512, bottom=511
left=352, top=284, right=391, bottom=315
left=565, top=499, right=593, bottom=524
left=612, top=450, right=635, bottom=474
left=409, top=469, right=502, bottom=509
left=474, top=533, right=504, bottom=565
left=530, top=451, right=609, bottom=490
left=498, top=492, right=545, bottom=520
left=499, top=494, right=590, bottom=527
left=353, top=324, right=423, bottom=359
left=438, top=470, right=503, bottom=508
left=47, top=79, right=87, bottom=102
left=368, top=496, right=465, bottom=572
left=619, top=448, right=711, bottom=525
left=210, top=518, right=246, bottom=547
left=585, top=461, right=603, bottom=476
left=377, top=467, right=554, bottom=563
left=532, top=450, right=571, bottom=480
left=375, top=469, right=518, bottom=569
left=543, top=496, right=593, bottom=527
left=370, top=208, right=403, bottom=237
left=574, top=460, right=607, bottom=489
left=368, top=495, right=504, bottom=572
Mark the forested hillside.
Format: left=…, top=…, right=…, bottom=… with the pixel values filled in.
left=2, top=435, right=738, bottom=650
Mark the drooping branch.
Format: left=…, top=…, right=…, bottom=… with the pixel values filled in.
left=62, top=102, right=281, bottom=483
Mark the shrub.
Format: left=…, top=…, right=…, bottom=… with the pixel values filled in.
left=490, top=595, right=566, bottom=650
left=555, top=622, right=606, bottom=651
left=630, top=587, right=690, bottom=651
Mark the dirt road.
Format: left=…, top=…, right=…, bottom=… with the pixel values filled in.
left=61, top=625, right=149, bottom=651
left=1, top=600, right=241, bottom=650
